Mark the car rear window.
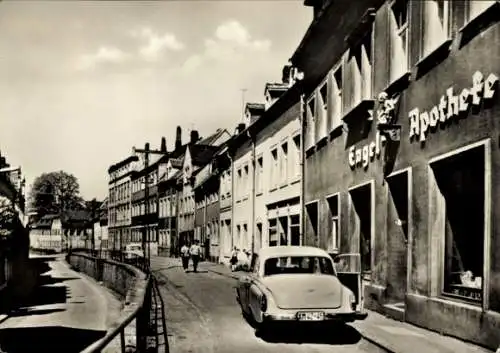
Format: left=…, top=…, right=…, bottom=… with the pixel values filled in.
left=263, top=256, right=335, bottom=277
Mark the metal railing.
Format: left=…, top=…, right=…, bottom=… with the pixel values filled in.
left=69, top=251, right=168, bottom=353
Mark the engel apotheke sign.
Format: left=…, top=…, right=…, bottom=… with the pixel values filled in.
left=409, top=71, right=498, bottom=142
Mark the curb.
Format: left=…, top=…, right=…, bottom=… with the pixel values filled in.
left=206, top=268, right=241, bottom=280
left=0, top=314, right=8, bottom=325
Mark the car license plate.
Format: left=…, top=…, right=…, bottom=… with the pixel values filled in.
left=297, top=311, right=325, bottom=321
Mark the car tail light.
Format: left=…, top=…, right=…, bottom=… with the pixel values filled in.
left=260, top=295, right=267, bottom=312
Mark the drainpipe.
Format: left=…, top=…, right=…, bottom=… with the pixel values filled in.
left=299, top=92, right=306, bottom=246
left=248, top=131, right=256, bottom=255
left=229, top=153, right=235, bottom=250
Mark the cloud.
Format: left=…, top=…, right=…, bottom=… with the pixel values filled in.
left=131, top=27, right=185, bottom=61
left=76, top=46, right=128, bottom=70
left=181, top=20, right=271, bottom=74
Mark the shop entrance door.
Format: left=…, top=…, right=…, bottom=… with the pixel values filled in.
left=385, top=170, right=410, bottom=315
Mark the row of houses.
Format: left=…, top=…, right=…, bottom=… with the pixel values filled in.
left=106, top=0, right=500, bottom=349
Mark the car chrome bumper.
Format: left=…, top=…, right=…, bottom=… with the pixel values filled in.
left=263, top=311, right=368, bottom=323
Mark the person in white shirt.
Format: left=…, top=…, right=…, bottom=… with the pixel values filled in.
left=180, top=243, right=190, bottom=272
left=189, top=240, right=201, bottom=273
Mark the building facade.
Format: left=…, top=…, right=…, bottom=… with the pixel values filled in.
left=228, top=67, right=302, bottom=257
left=218, top=148, right=232, bottom=265
left=297, top=0, right=500, bottom=349
left=108, top=155, right=138, bottom=252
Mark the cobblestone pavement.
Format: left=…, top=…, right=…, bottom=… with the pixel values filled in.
left=151, top=256, right=389, bottom=353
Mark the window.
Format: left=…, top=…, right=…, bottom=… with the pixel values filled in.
left=468, top=1, right=496, bottom=21
left=292, top=134, right=301, bottom=180
left=243, top=164, right=249, bottom=197
left=422, top=0, right=451, bottom=57
left=305, top=202, right=319, bottom=239
left=389, top=0, right=409, bottom=82
left=306, top=96, right=316, bottom=148
left=290, top=215, right=300, bottom=246
left=280, top=142, right=288, bottom=184
left=318, top=82, right=328, bottom=140
left=256, top=156, right=263, bottom=194
left=347, top=31, right=372, bottom=109
left=430, top=146, right=486, bottom=303
left=327, top=194, right=340, bottom=252
left=331, top=66, right=343, bottom=130
left=270, top=148, right=278, bottom=190
left=268, top=219, right=278, bottom=247
left=237, top=168, right=242, bottom=199
left=263, top=256, right=335, bottom=277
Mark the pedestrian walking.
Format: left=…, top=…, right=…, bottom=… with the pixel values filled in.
left=180, top=243, right=190, bottom=272
left=230, top=247, right=238, bottom=272
left=190, top=240, right=201, bottom=273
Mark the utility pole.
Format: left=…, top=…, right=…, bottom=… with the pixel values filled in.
left=132, top=143, right=168, bottom=270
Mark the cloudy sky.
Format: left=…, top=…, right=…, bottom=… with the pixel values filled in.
left=0, top=0, right=311, bottom=200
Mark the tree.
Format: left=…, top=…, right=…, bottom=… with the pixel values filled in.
left=0, top=196, right=16, bottom=238
left=29, top=171, right=84, bottom=217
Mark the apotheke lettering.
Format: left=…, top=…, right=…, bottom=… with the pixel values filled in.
left=409, top=71, right=498, bottom=142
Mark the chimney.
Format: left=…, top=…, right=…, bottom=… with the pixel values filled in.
left=282, top=63, right=293, bottom=85
left=161, top=137, right=167, bottom=152
left=190, top=130, right=199, bottom=144
left=175, top=126, right=182, bottom=150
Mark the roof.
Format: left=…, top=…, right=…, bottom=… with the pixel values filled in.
left=189, top=144, right=220, bottom=167
left=245, top=103, right=265, bottom=116
left=257, top=246, right=329, bottom=259
left=264, top=82, right=289, bottom=98
left=197, top=128, right=229, bottom=146
left=108, top=155, right=139, bottom=174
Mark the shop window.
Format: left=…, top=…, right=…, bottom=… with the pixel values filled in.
left=331, top=66, right=343, bottom=131
left=421, top=0, right=451, bottom=58
left=349, top=183, right=373, bottom=279
left=305, top=202, right=319, bottom=243
left=268, top=219, right=278, bottom=247
left=389, top=0, right=409, bottom=83
left=430, top=146, right=485, bottom=303
left=279, top=216, right=288, bottom=245
left=290, top=215, right=300, bottom=246
left=326, top=194, right=340, bottom=252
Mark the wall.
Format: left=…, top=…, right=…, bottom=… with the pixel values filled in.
left=304, top=2, right=500, bottom=349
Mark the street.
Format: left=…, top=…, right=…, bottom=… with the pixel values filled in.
left=151, top=257, right=388, bottom=353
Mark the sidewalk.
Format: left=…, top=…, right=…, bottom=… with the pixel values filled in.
left=152, top=256, right=494, bottom=353
left=0, top=256, right=123, bottom=353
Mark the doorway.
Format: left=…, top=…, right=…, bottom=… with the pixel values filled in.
left=386, top=169, right=410, bottom=309
left=349, top=182, right=373, bottom=279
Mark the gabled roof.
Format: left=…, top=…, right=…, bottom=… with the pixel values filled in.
left=197, top=128, right=229, bottom=146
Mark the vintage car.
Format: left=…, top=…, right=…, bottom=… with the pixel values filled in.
left=235, top=246, right=367, bottom=331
